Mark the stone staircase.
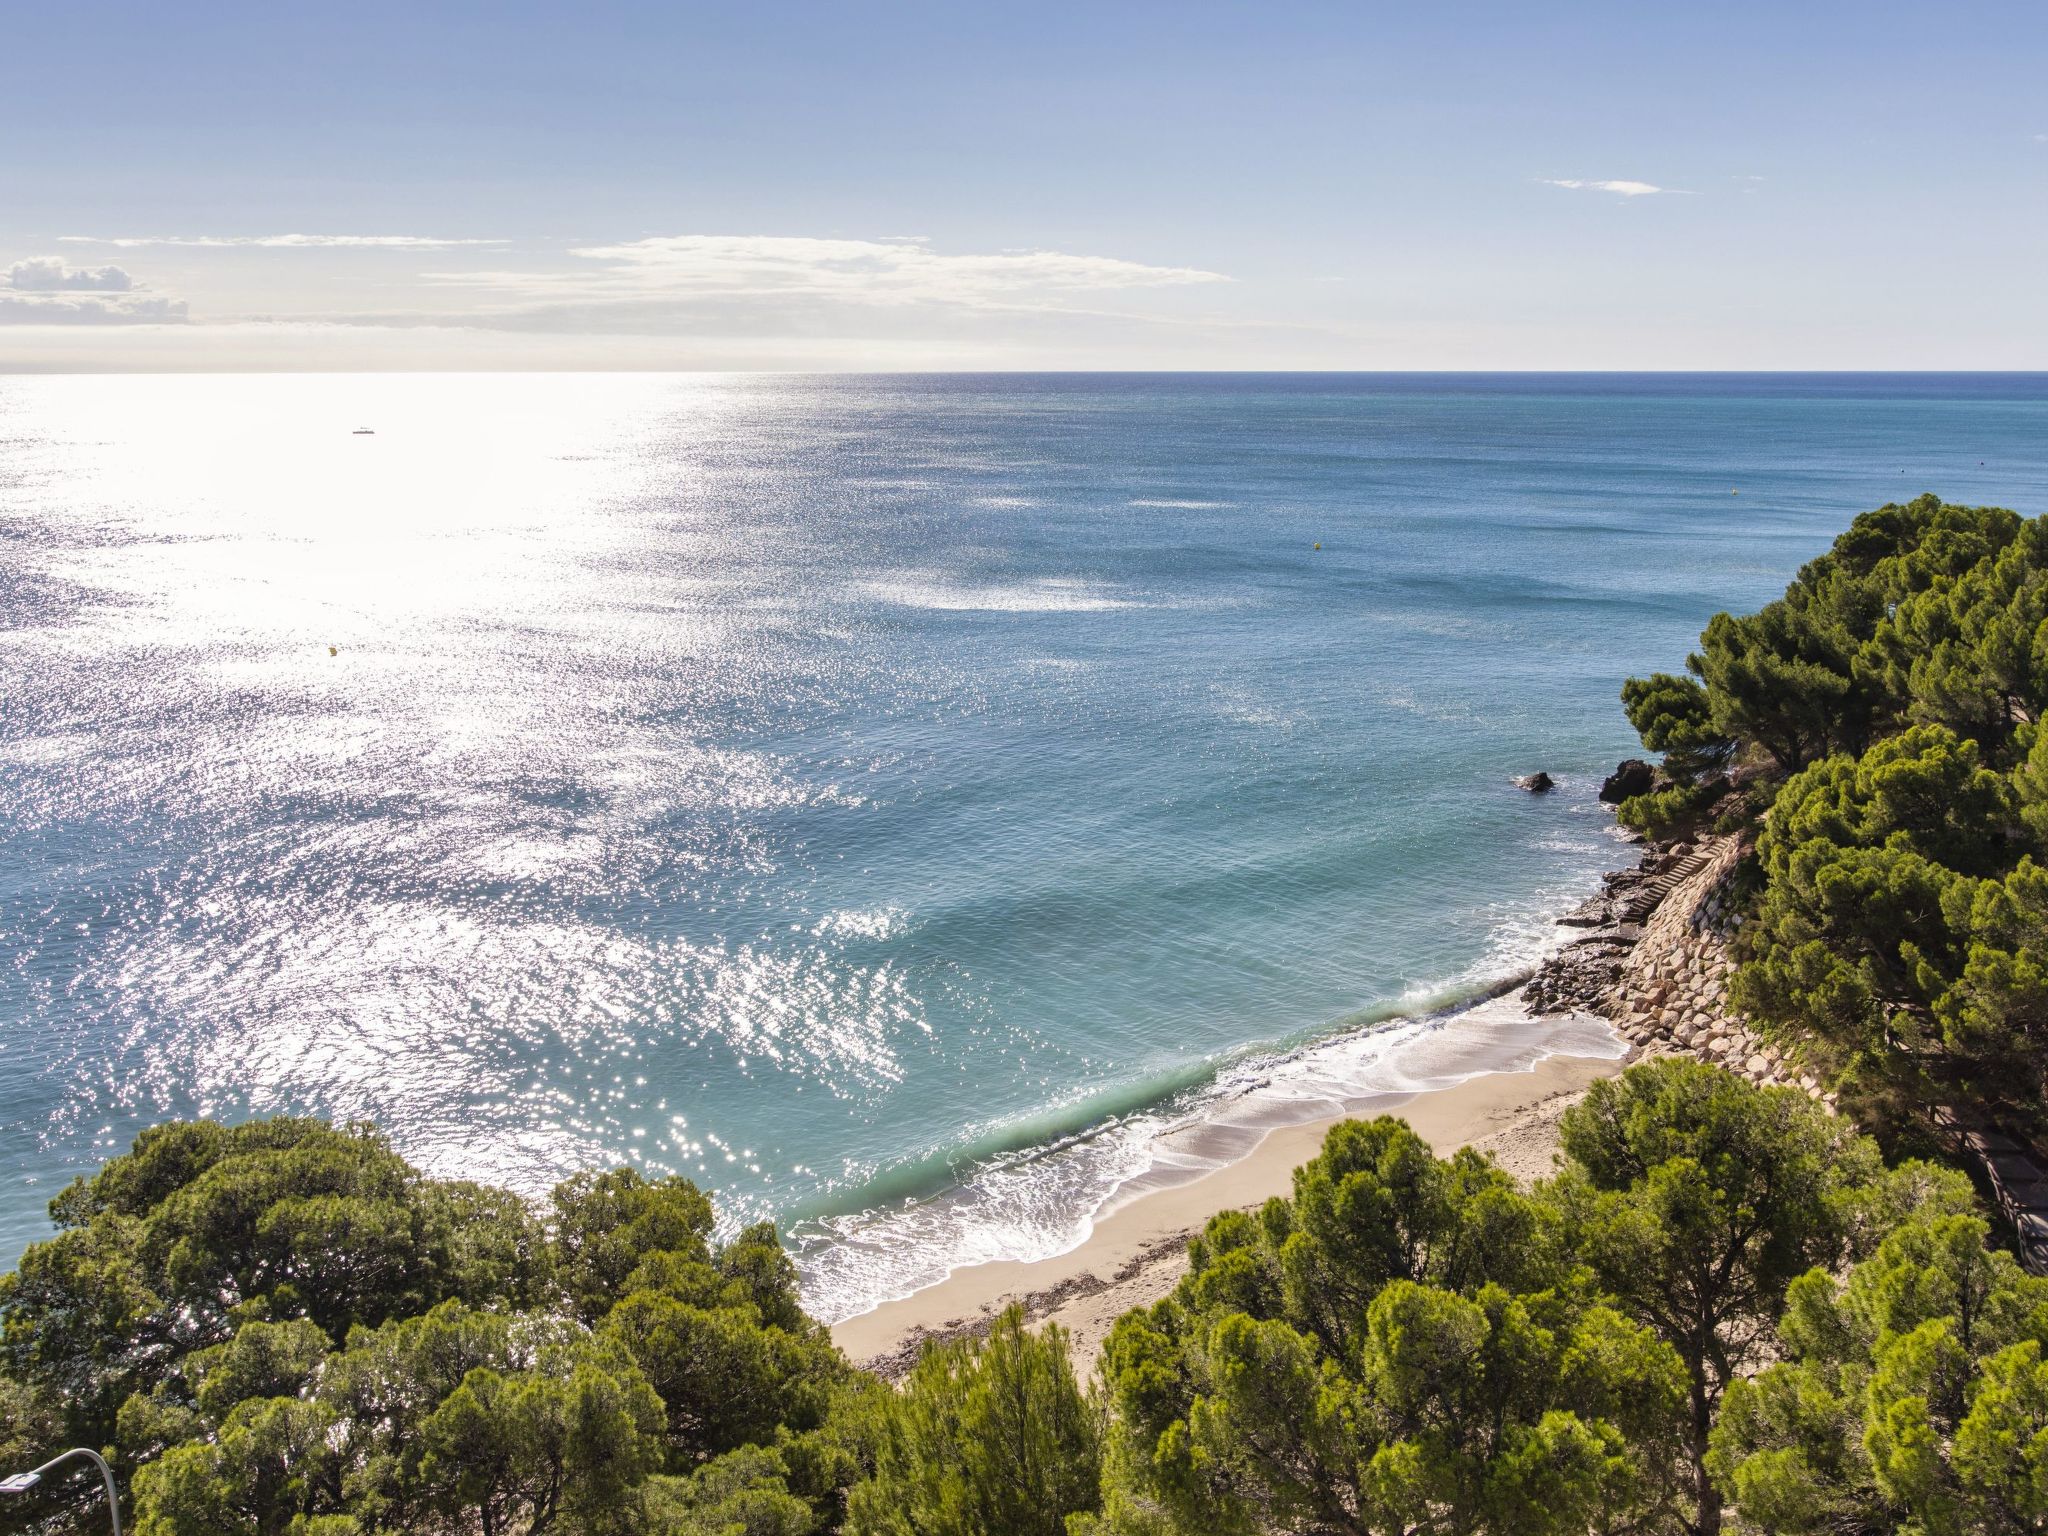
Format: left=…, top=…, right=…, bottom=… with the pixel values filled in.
left=1933, top=1112, right=2048, bottom=1273
left=1614, top=844, right=1716, bottom=925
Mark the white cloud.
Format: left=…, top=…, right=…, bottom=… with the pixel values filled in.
left=428, top=234, right=1230, bottom=312
left=0, top=293, right=188, bottom=324
left=7, top=257, right=135, bottom=291
left=58, top=233, right=502, bottom=249
left=1540, top=178, right=1691, bottom=197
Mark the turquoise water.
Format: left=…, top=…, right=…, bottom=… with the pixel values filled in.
left=3, top=373, right=2045, bottom=1317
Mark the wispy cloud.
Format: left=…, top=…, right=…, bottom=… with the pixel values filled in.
left=429, top=234, right=1230, bottom=312
left=9, top=232, right=1237, bottom=344
left=59, top=234, right=503, bottom=249
left=1539, top=178, right=1692, bottom=197
left=0, top=293, right=187, bottom=324
left=7, top=257, right=134, bottom=292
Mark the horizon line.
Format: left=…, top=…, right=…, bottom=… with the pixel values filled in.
left=4, top=365, right=2048, bottom=378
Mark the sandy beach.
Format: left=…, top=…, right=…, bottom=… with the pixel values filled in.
left=831, top=1043, right=1625, bottom=1377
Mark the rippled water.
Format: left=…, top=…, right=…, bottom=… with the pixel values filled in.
left=4, top=373, right=2045, bottom=1318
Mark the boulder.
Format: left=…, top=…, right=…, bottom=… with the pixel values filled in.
left=1514, top=771, right=1555, bottom=793
left=1556, top=900, right=1612, bottom=928
left=1599, top=759, right=1657, bottom=803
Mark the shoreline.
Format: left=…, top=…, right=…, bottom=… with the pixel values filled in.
left=830, top=1040, right=1627, bottom=1377
left=828, top=803, right=1785, bottom=1379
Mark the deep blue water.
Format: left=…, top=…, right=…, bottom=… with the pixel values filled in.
left=3, top=372, right=2044, bottom=1317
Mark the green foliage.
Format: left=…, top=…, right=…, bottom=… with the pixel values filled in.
left=5, top=1060, right=2033, bottom=1536
left=1761, top=724, right=2015, bottom=880
left=0, top=1118, right=547, bottom=1450
left=846, top=1307, right=1099, bottom=1536
left=601, top=1286, right=839, bottom=1463
left=1692, top=602, right=1867, bottom=774
left=2016, top=723, right=2048, bottom=849
left=1084, top=1065, right=1979, bottom=1536
left=1628, top=495, right=2043, bottom=777
left=1553, top=1058, right=1886, bottom=1533
left=410, top=1337, right=666, bottom=1536
left=1709, top=1206, right=2048, bottom=1534
left=645, top=1445, right=819, bottom=1536
left=1096, top=1110, right=1693, bottom=1536
left=130, top=1317, right=668, bottom=1536
left=1616, top=780, right=1719, bottom=839
left=1621, top=671, right=1734, bottom=782
left=1620, top=497, right=2048, bottom=1139
left=0, top=1116, right=863, bottom=1536
left=1731, top=767, right=2048, bottom=1133
left=551, top=1167, right=715, bottom=1324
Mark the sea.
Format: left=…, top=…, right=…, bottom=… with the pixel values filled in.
left=3, top=372, right=2045, bottom=1321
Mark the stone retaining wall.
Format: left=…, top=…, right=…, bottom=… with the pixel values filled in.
left=1601, top=835, right=1835, bottom=1108
left=1592, top=836, right=2048, bottom=1269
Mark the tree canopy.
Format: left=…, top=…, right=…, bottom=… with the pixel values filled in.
left=1619, top=496, right=2048, bottom=1137
left=0, top=1059, right=2037, bottom=1536
left=1093, top=1117, right=1691, bottom=1536
left=0, top=1118, right=863, bottom=1536
left=848, top=1307, right=1100, bottom=1536
left=1082, top=1061, right=1969, bottom=1536
left=1709, top=1206, right=2048, bottom=1534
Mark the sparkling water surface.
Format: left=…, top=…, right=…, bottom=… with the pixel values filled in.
left=4, top=372, right=2045, bottom=1318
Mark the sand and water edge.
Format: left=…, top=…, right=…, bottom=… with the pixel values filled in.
left=831, top=1033, right=1627, bottom=1377
left=827, top=820, right=1793, bottom=1378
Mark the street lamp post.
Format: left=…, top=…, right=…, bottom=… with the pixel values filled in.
left=0, top=1447, right=122, bottom=1535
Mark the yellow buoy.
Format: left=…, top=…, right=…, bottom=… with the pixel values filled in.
left=1313, top=542, right=1322, bottom=550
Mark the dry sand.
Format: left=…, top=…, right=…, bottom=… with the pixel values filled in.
left=831, top=1045, right=1625, bottom=1378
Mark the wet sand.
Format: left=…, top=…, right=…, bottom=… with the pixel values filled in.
left=831, top=1043, right=1624, bottom=1377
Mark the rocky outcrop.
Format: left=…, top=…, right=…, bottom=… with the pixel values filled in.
left=1524, top=832, right=1834, bottom=1108
left=1514, top=772, right=1555, bottom=793
left=1520, top=932, right=1630, bottom=1014
left=1530, top=824, right=2048, bottom=1271
left=1598, top=759, right=1657, bottom=803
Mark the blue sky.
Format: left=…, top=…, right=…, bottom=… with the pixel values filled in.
left=4, top=0, right=2044, bottom=369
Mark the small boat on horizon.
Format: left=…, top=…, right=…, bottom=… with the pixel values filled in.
left=352, top=428, right=375, bottom=435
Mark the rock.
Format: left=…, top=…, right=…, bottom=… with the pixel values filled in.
left=1556, top=895, right=1613, bottom=928
left=1599, top=759, right=1658, bottom=804
left=1514, top=771, right=1555, bottom=793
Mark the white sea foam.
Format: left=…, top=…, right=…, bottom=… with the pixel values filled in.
left=791, top=992, right=1623, bottom=1325
left=792, top=806, right=1633, bottom=1325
